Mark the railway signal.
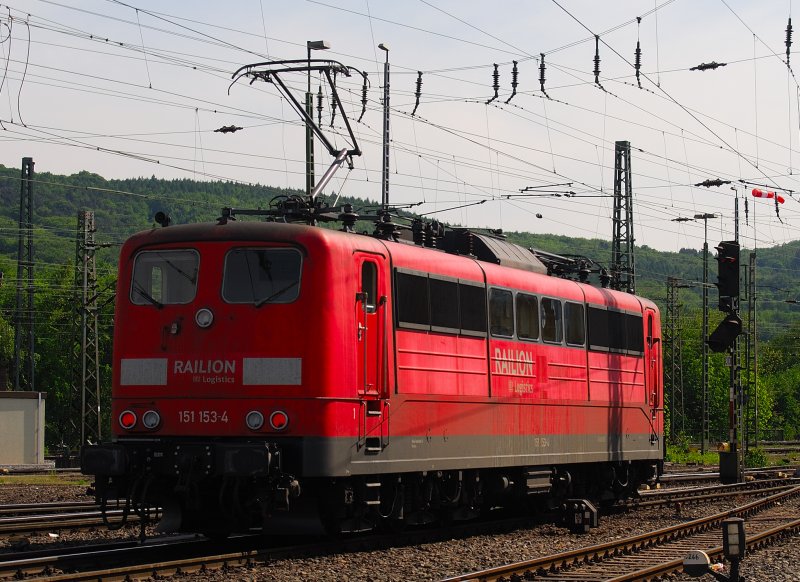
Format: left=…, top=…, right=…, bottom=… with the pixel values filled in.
left=715, top=240, right=739, bottom=313
left=707, top=313, right=743, bottom=353
left=708, top=240, right=742, bottom=353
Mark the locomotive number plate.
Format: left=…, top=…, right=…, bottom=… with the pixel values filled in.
left=178, top=410, right=229, bottom=424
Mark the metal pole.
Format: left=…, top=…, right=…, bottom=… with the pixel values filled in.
left=14, top=157, right=34, bottom=391
left=305, top=44, right=314, bottom=198
left=80, top=214, right=89, bottom=445
left=379, top=43, right=390, bottom=210
left=666, top=277, right=675, bottom=442
left=305, top=40, right=331, bottom=198
left=694, top=213, right=717, bottom=455
left=702, top=225, right=709, bottom=455
left=733, top=198, right=743, bottom=482
left=748, top=252, right=758, bottom=448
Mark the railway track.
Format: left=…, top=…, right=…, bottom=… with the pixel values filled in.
left=0, top=509, right=565, bottom=581
left=442, top=485, right=800, bottom=581
left=0, top=527, right=427, bottom=581
left=0, top=502, right=138, bottom=538
left=1, top=479, right=795, bottom=580
left=0, top=501, right=98, bottom=517
left=618, top=477, right=800, bottom=510
left=0, top=534, right=214, bottom=581
left=658, top=465, right=799, bottom=487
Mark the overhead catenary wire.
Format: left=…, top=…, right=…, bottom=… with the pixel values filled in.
left=550, top=0, right=790, bottom=201
left=1, top=1, right=798, bottom=255
left=6, top=6, right=800, bottom=178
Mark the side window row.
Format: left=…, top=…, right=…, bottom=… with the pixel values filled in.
left=395, top=270, right=487, bottom=335
left=490, top=288, right=585, bottom=346
left=587, top=306, right=644, bottom=355
left=394, top=270, right=635, bottom=353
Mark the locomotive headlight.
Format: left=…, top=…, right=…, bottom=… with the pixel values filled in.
left=246, top=410, right=264, bottom=430
left=269, top=410, right=289, bottom=431
left=119, top=410, right=137, bottom=430
left=142, top=410, right=161, bottom=429
left=195, top=308, right=214, bottom=328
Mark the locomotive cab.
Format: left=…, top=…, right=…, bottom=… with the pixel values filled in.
left=82, top=220, right=403, bottom=535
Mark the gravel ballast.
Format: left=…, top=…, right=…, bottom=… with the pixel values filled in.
left=2, top=477, right=800, bottom=581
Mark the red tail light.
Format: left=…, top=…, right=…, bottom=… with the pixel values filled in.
left=119, top=410, right=137, bottom=430
left=269, top=410, right=289, bottom=431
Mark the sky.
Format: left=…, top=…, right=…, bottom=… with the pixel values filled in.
left=1, top=0, right=800, bottom=252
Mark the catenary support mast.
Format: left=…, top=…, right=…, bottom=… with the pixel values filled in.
left=611, top=141, right=635, bottom=293
left=13, top=157, right=35, bottom=391
left=72, top=211, right=102, bottom=446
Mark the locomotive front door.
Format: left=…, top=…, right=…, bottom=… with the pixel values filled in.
left=644, top=308, right=661, bottom=415
left=355, top=253, right=388, bottom=452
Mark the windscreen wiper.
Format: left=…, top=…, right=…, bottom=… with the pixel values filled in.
left=159, top=254, right=196, bottom=284
left=134, top=285, right=163, bottom=309
left=254, top=280, right=298, bottom=308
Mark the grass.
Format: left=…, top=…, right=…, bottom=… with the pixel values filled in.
left=665, top=444, right=719, bottom=466
left=667, top=443, right=800, bottom=468
left=767, top=453, right=800, bottom=466
left=0, top=473, right=91, bottom=486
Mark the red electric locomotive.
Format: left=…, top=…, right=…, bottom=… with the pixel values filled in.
left=82, top=208, right=663, bottom=536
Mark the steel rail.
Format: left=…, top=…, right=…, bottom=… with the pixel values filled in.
left=441, top=485, right=800, bottom=581
left=0, top=536, right=207, bottom=581
left=607, top=517, right=800, bottom=581
left=4, top=483, right=797, bottom=582
left=22, top=548, right=260, bottom=581
left=621, top=481, right=799, bottom=510
left=0, top=501, right=98, bottom=516
left=0, top=509, right=133, bottom=537
left=3, top=515, right=547, bottom=581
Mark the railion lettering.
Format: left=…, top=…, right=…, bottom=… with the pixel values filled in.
left=173, top=359, right=236, bottom=375
left=493, top=348, right=534, bottom=376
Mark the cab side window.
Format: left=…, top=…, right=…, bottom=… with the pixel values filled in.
left=540, top=297, right=563, bottom=344
left=361, top=261, right=378, bottom=313
left=516, top=293, right=539, bottom=341
left=489, top=288, right=514, bottom=337
left=565, top=301, right=585, bottom=346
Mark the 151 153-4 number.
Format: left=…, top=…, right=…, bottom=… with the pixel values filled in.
left=178, top=410, right=229, bottom=423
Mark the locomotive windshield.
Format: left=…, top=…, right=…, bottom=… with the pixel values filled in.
left=130, top=249, right=199, bottom=306
left=222, top=247, right=302, bottom=305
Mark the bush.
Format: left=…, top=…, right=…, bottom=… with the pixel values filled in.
left=668, top=433, right=692, bottom=453
left=744, top=447, right=768, bottom=468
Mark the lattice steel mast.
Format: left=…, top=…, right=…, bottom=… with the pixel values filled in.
left=611, top=141, right=635, bottom=293
left=744, top=251, right=758, bottom=450
left=665, top=277, right=686, bottom=440
left=13, top=157, right=35, bottom=391
left=72, top=211, right=102, bottom=445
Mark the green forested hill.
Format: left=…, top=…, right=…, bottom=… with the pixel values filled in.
left=2, top=162, right=800, bottom=339
left=506, top=230, right=800, bottom=334
left=0, top=164, right=373, bottom=264
left=2, top=164, right=800, bottom=447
